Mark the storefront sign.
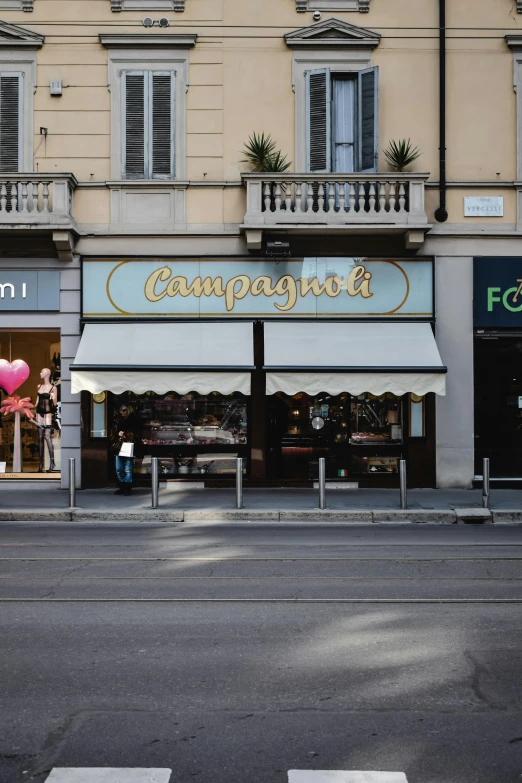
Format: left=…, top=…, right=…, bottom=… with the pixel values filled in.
left=83, top=258, right=433, bottom=318
left=473, top=257, right=522, bottom=326
left=464, top=196, right=504, bottom=217
left=0, top=271, right=60, bottom=311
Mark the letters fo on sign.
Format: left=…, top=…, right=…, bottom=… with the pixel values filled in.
left=464, top=196, right=504, bottom=217
left=82, top=258, right=434, bottom=319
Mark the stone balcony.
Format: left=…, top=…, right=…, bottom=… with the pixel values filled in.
left=241, top=172, right=431, bottom=250
left=0, top=173, right=78, bottom=260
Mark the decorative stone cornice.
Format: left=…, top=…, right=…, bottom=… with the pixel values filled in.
left=100, top=32, right=196, bottom=48
left=22, top=0, right=34, bottom=10
left=296, top=0, right=370, bottom=11
left=506, top=34, right=522, bottom=51
left=111, top=0, right=185, bottom=9
left=286, top=16, right=380, bottom=49
left=0, top=20, right=43, bottom=46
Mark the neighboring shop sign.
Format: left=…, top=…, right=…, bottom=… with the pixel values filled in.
left=83, top=258, right=433, bottom=318
left=464, top=196, right=503, bottom=217
left=0, top=271, right=60, bottom=311
left=474, top=257, right=522, bottom=326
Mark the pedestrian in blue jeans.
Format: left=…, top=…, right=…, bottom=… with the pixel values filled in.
left=110, top=404, right=140, bottom=496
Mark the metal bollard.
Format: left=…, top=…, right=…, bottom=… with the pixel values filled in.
left=151, top=457, right=159, bottom=509
left=68, top=457, right=76, bottom=508
left=482, top=457, right=490, bottom=509
left=318, top=457, right=326, bottom=510
left=236, top=457, right=243, bottom=509
left=399, top=459, right=407, bottom=510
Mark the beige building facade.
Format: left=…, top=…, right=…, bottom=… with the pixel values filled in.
left=0, top=0, right=520, bottom=489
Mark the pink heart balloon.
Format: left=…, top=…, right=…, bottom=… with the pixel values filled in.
left=0, top=359, right=31, bottom=395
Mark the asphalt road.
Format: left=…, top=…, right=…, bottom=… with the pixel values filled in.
left=1, top=522, right=522, bottom=783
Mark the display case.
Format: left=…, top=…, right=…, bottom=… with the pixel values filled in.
left=114, top=391, right=248, bottom=479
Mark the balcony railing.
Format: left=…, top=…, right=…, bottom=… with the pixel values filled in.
left=241, top=173, right=429, bottom=247
left=0, top=174, right=77, bottom=227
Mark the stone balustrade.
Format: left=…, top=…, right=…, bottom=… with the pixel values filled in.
left=0, top=174, right=77, bottom=225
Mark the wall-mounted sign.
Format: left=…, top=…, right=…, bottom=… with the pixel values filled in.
left=473, top=257, right=522, bottom=326
left=0, top=271, right=60, bottom=311
left=464, top=196, right=504, bottom=217
left=83, top=258, right=433, bottom=318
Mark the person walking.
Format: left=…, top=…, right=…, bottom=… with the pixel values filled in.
left=110, top=404, right=140, bottom=495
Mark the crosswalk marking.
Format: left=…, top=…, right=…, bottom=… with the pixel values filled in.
left=288, top=773, right=408, bottom=783
left=45, top=770, right=172, bottom=783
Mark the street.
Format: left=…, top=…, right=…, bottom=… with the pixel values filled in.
left=1, top=522, right=522, bottom=783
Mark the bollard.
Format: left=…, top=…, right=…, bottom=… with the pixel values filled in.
left=236, top=457, right=243, bottom=509
left=151, top=457, right=159, bottom=509
left=399, top=459, right=407, bottom=510
left=482, top=457, right=490, bottom=509
left=318, top=457, right=326, bottom=510
left=68, top=457, right=76, bottom=508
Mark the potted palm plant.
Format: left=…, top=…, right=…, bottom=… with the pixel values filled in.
left=384, top=138, right=422, bottom=172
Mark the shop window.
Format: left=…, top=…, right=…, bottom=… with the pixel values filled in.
left=112, top=391, right=248, bottom=480
left=0, top=330, right=61, bottom=477
left=409, top=394, right=425, bottom=438
left=91, top=392, right=107, bottom=438
left=270, top=391, right=403, bottom=480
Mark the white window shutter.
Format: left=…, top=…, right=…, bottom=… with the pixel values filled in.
left=357, top=66, right=379, bottom=173
left=0, top=74, right=21, bottom=173
left=306, top=67, right=331, bottom=173
left=123, top=71, right=146, bottom=179
left=151, top=72, right=175, bottom=179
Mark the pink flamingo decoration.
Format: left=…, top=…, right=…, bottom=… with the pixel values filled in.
left=1, top=395, right=35, bottom=473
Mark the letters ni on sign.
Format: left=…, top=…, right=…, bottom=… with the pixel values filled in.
left=82, top=258, right=433, bottom=318
left=464, top=196, right=504, bottom=217
left=473, top=257, right=522, bottom=327
left=0, top=271, right=60, bottom=311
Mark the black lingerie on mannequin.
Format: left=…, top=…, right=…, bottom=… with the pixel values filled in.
left=36, top=387, right=55, bottom=417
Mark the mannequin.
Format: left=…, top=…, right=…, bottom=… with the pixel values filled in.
left=35, top=368, right=57, bottom=472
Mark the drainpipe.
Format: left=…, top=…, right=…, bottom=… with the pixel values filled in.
left=434, top=0, right=448, bottom=222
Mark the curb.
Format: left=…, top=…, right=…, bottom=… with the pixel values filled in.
left=0, top=508, right=520, bottom=524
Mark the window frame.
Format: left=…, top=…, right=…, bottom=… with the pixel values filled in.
left=106, top=47, right=189, bottom=181
left=0, top=53, right=36, bottom=173
left=121, top=69, right=176, bottom=180
left=293, top=50, right=373, bottom=172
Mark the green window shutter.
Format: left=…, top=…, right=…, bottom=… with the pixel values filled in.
left=123, top=71, right=146, bottom=179
left=357, top=66, right=379, bottom=173
left=0, top=74, right=21, bottom=173
left=306, top=67, right=331, bottom=173
left=151, top=72, right=175, bottom=179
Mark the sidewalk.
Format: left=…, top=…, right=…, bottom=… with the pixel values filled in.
left=0, top=481, right=521, bottom=523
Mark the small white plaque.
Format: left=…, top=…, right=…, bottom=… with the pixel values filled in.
left=46, top=770, right=172, bottom=783
left=464, top=196, right=503, bottom=217
left=288, top=773, right=408, bottom=783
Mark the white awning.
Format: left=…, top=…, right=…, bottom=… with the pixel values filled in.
left=71, top=322, right=254, bottom=395
left=264, top=322, right=446, bottom=397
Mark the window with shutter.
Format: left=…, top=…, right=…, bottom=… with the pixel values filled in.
left=358, top=66, right=378, bottom=173
left=305, top=66, right=378, bottom=174
left=0, top=74, right=22, bottom=173
left=306, top=68, right=331, bottom=173
left=122, top=70, right=175, bottom=179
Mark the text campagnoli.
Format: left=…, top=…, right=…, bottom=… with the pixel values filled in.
left=144, top=264, right=373, bottom=312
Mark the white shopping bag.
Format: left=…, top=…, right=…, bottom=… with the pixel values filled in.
left=119, top=442, right=134, bottom=458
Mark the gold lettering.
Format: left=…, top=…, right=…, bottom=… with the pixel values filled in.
left=166, top=276, right=188, bottom=297
left=251, top=276, right=276, bottom=297
left=274, top=275, right=298, bottom=312
left=300, top=275, right=342, bottom=298
left=144, top=266, right=172, bottom=302
left=225, top=275, right=250, bottom=312
left=346, top=265, right=373, bottom=299
left=185, top=276, right=225, bottom=298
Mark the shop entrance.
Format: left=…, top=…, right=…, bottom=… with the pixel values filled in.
left=474, top=334, right=522, bottom=478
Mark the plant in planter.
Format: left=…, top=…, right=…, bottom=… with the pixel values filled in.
left=383, top=138, right=422, bottom=172
left=242, top=132, right=292, bottom=173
